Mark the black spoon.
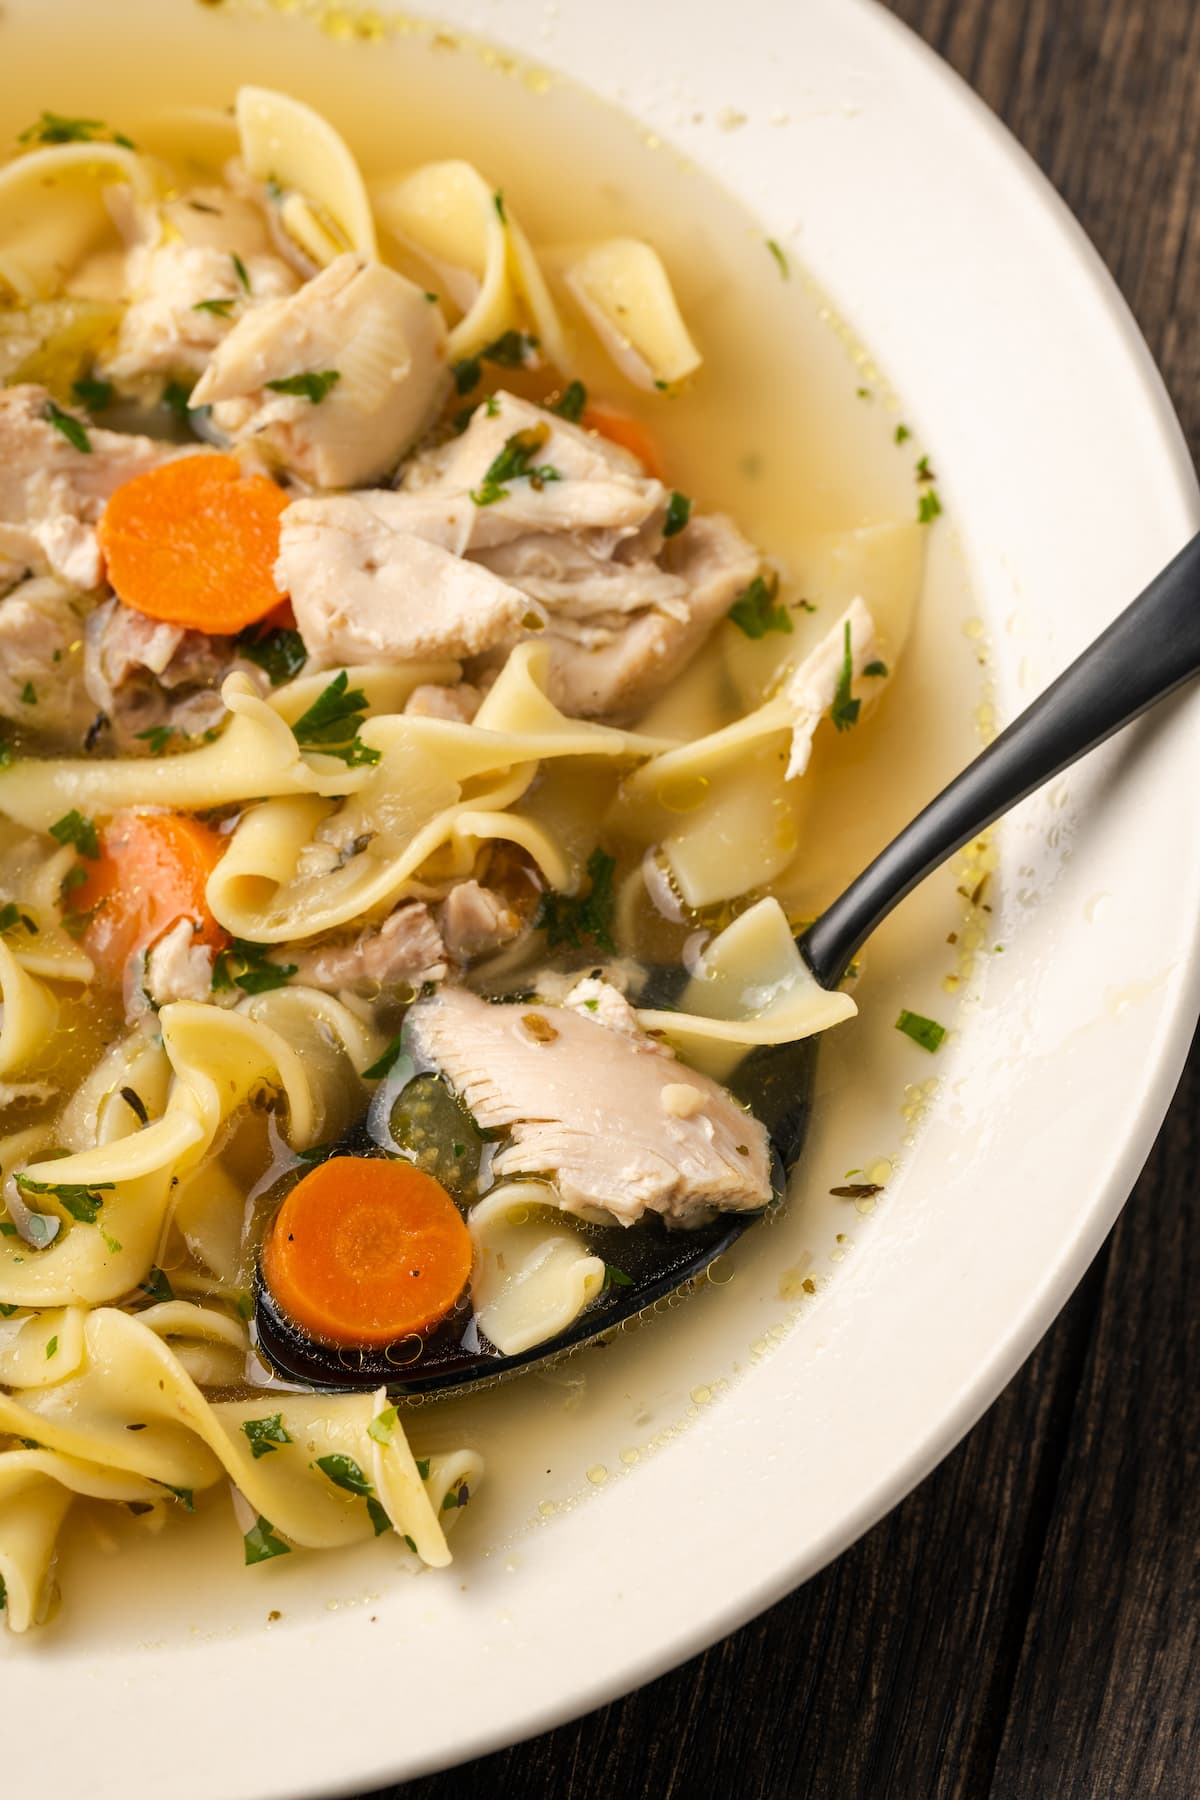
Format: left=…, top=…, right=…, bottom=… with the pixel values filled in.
left=255, top=527, right=1200, bottom=1395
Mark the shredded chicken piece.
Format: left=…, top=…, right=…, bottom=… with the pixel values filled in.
left=0, top=384, right=186, bottom=589
left=403, top=682, right=482, bottom=723
left=190, top=254, right=449, bottom=488
left=284, top=903, right=447, bottom=994
left=142, top=919, right=216, bottom=1009
left=406, top=983, right=772, bottom=1226
left=82, top=597, right=242, bottom=753
left=437, top=879, right=521, bottom=962
left=0, top=577, right=95, bottom=739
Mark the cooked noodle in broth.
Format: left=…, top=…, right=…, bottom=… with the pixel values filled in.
left=0, top=71, right=937, bottom=1633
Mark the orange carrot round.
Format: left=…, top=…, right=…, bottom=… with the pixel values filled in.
left=585, top=405, right=666, bottom=480
left=75, top=809, right=228, bottom=985
left=98, top=454, right=290, bottom=634
left=263, top=1157, right=473, bottom=1348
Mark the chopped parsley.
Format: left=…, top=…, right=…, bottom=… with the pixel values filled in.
left=602, top=1265, right=634, bottom=1291
left=71, top=375, right=113, bottom=412
left=535, top=846, right=616, bottom=953
left=451, top=329, right=540, bottom=394
left=361, top=1033, right=408, bottom=1081
left=728, top=572, right=792, bottom=639
left=442, top=1483, right=469, bottom=1511
left=918, top=489, right=943, bottom=524
left=44, top=399, right=91, bottom=454
left=60, top=862, right=89, bottom=896
left=829, top=620, right=861, bottom=732
left=416, top=1457, right=431, bottom=1481
left=164, top=1485, right=194, bottom=1511
left=895, top=1009, right=947, bottom=1053
left=663, top=491, right=692, bottom=538
left=552, top=379, right=587, bottom=422
left=236, top=625, right=308, bottom=686
left=265, top=369, right=341, bottom=404
left=192, top=297, right=236, bottom=318
left=367, top=1404, right=398, bottom=1447
left=316, top=1453, right=373, bottom=1497
left=863, top=659, right=889, bottom=679
left=15, top=1175, right=114, bottom=1225
left=290, top=669, right=381, bottom=766
left=452, top=358, right=481, bottom=395
left=18, top=111, right=133, bottom=147
left=19, top=681, right=36, bottom=706
left=45, top=1335, right=58, bottom=1359
left=894, top=423, right=911, bottom=444
left=231, top=252, right=251, bottom=293
left=766, top=238, right=789, bottom=278
left=915, top=454, right=935, bottom=483
left=242, top=1414, right=293, bottom=1459
left=493, top=190, right=506, bottom=223
left=470, top=425, right=560, bottom=507
left=212, top=938, right=296, bottom=995
left=366, top=1496, right=392, bottom=1537
left=244, top=1517, right=291, bottom=1564
left=162, top=379, right=194, bottom=419
left=50, top=810, right=99, bottom=859
left=137, top=1265, right=173, bottom=1304
left=0, top=1303, right=17, bottom=1318
left=135, top=724, right=177, bottom=755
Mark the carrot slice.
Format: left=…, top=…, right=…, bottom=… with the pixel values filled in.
left=74, top=809, right=228, bottom=985
left=263, top=1157, right=473, bottom=1348
left=98, top=453, right=290, bottom=635
left=584, top=405, right=666, bottom=480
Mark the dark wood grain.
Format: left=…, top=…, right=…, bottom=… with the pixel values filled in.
left=379, top=6, right=1200, bottom=1795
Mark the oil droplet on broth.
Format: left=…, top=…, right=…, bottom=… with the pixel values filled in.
left=656, top=774, right=710, bottom=815
left=586, top=1464, right=609, bottom=1486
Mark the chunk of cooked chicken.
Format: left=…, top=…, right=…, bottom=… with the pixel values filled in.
left=142, top=919, right=216, bottom=1010
left=405, top=984, right=772, bottom=1226
left=189, top=254, right=448, bottom=488
left=403, top=681, right=483, bottom=723
left=437, top=879, right=521, bottom=962
left=98, top=186, right=298, bottom=391
left=277, top=493, right=534, bottom=665
left=0, top=577, right=95, bottom=740
left=0, top=384, right=184, bottom=589
left=277, top=391, right=759, bottom=718
left=283, top=902, right=446, bottom=994
left=82, top=596, right=240, bottom=752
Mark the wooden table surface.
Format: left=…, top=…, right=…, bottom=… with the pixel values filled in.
left=381, top=5, right=1200, bottom=1794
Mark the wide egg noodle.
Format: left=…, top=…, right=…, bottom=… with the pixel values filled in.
left=207, top=645, right=670, bottom=942
left=0, top=939, right=59, bottom=1077
left=236, top=85, right=378, bottom=267
left=0, top=831, right=94, bottom=983
left=468, top=1182, right=605, bottom=1356
left=0, top=141, right=155, bottom=299
left=559, top=236, right=701, bottom=391
left=370, top=159, right=570, bottom=367
left=636, top=896, right=857, bottom=1080
left=0, top=1311, right=478, bottom=1629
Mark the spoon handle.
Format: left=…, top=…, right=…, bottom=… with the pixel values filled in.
left=800, top=526, right=1200, bottom=989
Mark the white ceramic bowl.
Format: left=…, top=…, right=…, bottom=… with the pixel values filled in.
left=4, top=2, right=1199, bottom=1794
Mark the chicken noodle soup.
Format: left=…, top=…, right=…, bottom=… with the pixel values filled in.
left=0, top=81, right=931, bottom=1632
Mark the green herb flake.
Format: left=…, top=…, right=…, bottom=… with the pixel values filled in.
left=163, top=1485, right=194, bottom=1511
left=192, top=297, right=235, bottom=318
left=602, top=1265, right=634, bottom=1290
left=856, top=386, right=871, bottom=399
left=236, top=625, right=308, bottom=686
left=0, top=1303, right=18, bottom=1318
left=895, top=1009, right=947, bottom=1053
left=244, top=1516, right=291, bottom=1564
left=290, top=669, right=380, bottom=767
left=367, top=1405, right=398, bottom=1447
left=365, top=1495, right=392, bottom=1537
left=416, top=1457, right=431, bottom=1481
left=766, top=238, right=789, bottom=278
left=135, top=724, right=177, bottom=755
left=728, top=572, right=792, bottom=640
left=915, top=454, right=935, bottom=483
left=18, top=111, right=110, bottom=145
left=212, top=938, right=296, bottom=995
left=45, top=1334, right=58, bottom=1359
left=452, top=356, right=481, bottom=395
left=60, top=862, right=89, bottom=896
left=493, top=190, right=506, bottom=223
left=19, top=681, right=36, bottom=706
left=894, top=423, right=911, bottom=444
left=242, top=1414, right=293, bottom=1459
left=315, top=1453, right=373, bottom=1497
left=918, top=489, right=943, bottom=525
left=552, top=379, right=587, bottom=422
left=15, top=1174, right=114, bottom=1224
left=50, top=809, right=99, bottom=859
left=71, top=375, right=113, bottom=412
left=535, top=846, right=616, bottom=953
left=829, top=620, right=861, bottom=733
left=264, top=369, right=341, bottom=404
left=231, top=252, right=251, bottom=293
left=863, top=659, right=889, bottom=679
left=663, top=491, right=692, bottom=538
left=470, top=426, right=560, bottom=507
left=138, top=1265, right=173, bottom=1304
left=0, top=744, right=12, bottom=768
left=44, top=397, right=91, bottom=453
left=442, top=1483, right=469, bottom=1512
left=403, top=1533, right=418, bottom=1553
left=162, top=379, right=194, bottom=420
left=0, top=903, right=27, bottom=935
